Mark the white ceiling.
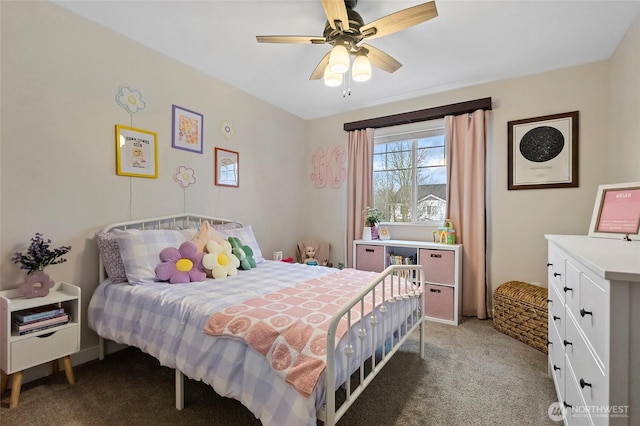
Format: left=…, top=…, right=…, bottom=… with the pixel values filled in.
left=52, top=0, right=639, bottom=120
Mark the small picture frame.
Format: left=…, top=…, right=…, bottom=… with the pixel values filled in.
left=508, top=111, right=579, bottom=190
left=214, top=147, right=239, bottom=187
left=115, top=125, right=158, bottom=178
left=588, top=182, right=640, bottom=240
left=172, top=105, right=203, bottom=154
left=378, top=225, right=391, bottom=240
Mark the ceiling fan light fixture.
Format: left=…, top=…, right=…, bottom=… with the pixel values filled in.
left=352, top=52, right=371, bottom=82
left=328, top=44, right=349, bottom=73
left=323, top=67, right=343, bottom=87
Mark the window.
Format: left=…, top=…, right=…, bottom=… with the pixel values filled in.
left=373, top=119, right=446, bottom=224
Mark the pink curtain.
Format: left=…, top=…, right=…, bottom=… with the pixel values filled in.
left=346, top=128, right=374, bottom=268
left=445, top=110, right=488, bottom=319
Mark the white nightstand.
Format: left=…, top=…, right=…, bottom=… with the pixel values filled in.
left=0, top=282, right=81, bottom=408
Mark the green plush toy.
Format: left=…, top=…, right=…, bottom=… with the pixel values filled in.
left=228, top=237, right=257, bottom=270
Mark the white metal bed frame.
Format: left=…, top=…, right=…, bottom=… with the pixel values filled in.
left=95, top=213, right=425, bottom=426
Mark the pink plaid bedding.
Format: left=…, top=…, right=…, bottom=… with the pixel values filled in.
left=203, top=268, right=389, bottom=397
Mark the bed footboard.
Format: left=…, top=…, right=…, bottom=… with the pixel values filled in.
left=318, top=264, right=424, bottom=426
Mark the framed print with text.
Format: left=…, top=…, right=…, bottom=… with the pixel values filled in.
left=588, top=182, right=640, bottom=240
left=172, top=105, right=203, bottom=154
left=508, top=111, right=579, bottom=190
left=214, top=147, right=239, bottom=187
left=115, top=124, right=158, bottom=178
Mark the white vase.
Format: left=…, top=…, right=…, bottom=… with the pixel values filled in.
left=362, top=227, right=372, bottom=241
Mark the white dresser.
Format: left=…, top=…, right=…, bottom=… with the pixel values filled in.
left=546, top=235, right=640, bottom=425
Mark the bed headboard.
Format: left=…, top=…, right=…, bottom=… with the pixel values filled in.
left=97, top=213, right=241, bottom=283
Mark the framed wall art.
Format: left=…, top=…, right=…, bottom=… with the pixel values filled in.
left=214, top=147, right=239, bottom=187
left=378, top=225, right=391, bottom=240
left=172, top=105, right=203, bottom=153
left=588, top=182, right=640, bottom=240
left=507, top=111, right=579, bottom=190
left=115, top=124, right=158, bottom=178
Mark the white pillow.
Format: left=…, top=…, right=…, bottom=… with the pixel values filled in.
left=114, top=229, right=193, bottom=284
left=218, top=225, right=264, bottom=264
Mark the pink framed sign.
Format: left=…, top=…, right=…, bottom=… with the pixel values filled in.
left=588, top=182, right=640, bottom=240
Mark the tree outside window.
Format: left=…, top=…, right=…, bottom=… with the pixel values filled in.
left=373, top=121, right=446, bottom=224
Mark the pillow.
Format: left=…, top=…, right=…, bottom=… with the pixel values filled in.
left=202, top=240, right=240, bottom=279
left=228, top=237, right=256, bottom=270
left=114, top=229, right=192, bottom=285
left=96, top=232, right=128, bottom=283
left=218, top=225, right=264, bottom=264
left=191, top=221, right=226, bottom=252
left=155, top=241, right=206, bottom=284
left=211, top=221, right=240, bottom=231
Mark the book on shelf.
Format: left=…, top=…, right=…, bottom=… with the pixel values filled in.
left=12, top=314, right=70, bottom=333
left=13, top=304, right=65, bottom=323
left=15, top=319, right=70, bottom=336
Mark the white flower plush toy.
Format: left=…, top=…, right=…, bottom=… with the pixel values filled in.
left=202, top=240, right=240, bottom=279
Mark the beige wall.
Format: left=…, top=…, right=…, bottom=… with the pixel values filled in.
left=1, top=1, right=638, bottom=362
left=1, top=1, right=309, bottom=349
left=305, top=15, right=639, bottom=305
left=608, top=15, right=640, bottom=183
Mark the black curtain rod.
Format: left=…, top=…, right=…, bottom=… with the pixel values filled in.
left=343, top=97, right=492, bottom=131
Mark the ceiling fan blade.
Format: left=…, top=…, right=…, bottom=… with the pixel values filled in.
left=360, top=1, right=438, bottom=41
left=361, top=44, right=402, bottom=73
left=256, top=35, right=326, bottom=44
left=309, top=52, right=331, bottom=80
left=321, top=0, right=350, bottom=31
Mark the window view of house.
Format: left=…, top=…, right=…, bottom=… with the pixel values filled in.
left=373, top=120, right=446, bottom=223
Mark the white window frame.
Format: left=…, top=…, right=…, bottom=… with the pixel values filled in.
left=373, top=119, right=446, bottom=225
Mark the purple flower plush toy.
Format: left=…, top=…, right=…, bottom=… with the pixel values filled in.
left=155, top=241, right=206, bottom=284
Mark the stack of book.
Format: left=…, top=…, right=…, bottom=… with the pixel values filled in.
left=12, top=304, right=69, bottom=335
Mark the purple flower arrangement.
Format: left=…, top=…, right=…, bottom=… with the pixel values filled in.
left=12, top=233, right=71, bottom=274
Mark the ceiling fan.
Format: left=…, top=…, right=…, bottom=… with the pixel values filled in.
left=256, top=0, right=438, bottom=86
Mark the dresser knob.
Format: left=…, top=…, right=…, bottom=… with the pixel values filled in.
left=553, top=365, right=561, bottom=371
left=548, top=340, right=553, bottom=346
left=580, top=308, right=593, bottom=317
left=563, top=339, right=573, bottom=347
left=553, top=315, right=561, bottom=321
left=547, top=299, right=552, bottom=304
left=579, top=379, right=592, bottom=389
left=563, top=286, right=573, bottom=292
left=547, top=262, right=553, bottom=267
left=554, top=272, right=562, bottom=277
left=564, top=401, right=573, bottom=409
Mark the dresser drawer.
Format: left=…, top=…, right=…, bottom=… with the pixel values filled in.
left=565, top=315, right=608, bottom=412
left=419, top=249, right=455, bottom=285
left=564, top=359, right=594, bottom=426
left=424, top=284, right=454, bottom=321
left=356, top=244, right=385, bottom=273
left=564, top=260, right=581, bottom=318
left=547, top=245, right=566, bottom=300
left=549, top=283, right=565, bottom=341
left=548, top=316, right=565, bottom=400
left=575, top=272, right=610, bottom=368
left=9, top=325, right=79, bottom=372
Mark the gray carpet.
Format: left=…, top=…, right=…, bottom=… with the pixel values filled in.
left=1, top=318, right=559, bottom=425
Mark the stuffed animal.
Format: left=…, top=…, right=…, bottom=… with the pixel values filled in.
left=228, top=236, right=256, bottom=270
left=155, top=241, right=206, bottom=284
left=202, top=240, right=240, bottom=279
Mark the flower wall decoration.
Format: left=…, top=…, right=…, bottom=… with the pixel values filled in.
left=174, top=166, right=196, bottom=189
left=116, top=86, right=147, bottom=115
left=220, top=120, right=235, bottom=139
left=174, top=165, right=196, bottom=212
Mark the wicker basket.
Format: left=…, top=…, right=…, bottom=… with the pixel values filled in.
left=493, top=281, right=548, bottom=354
